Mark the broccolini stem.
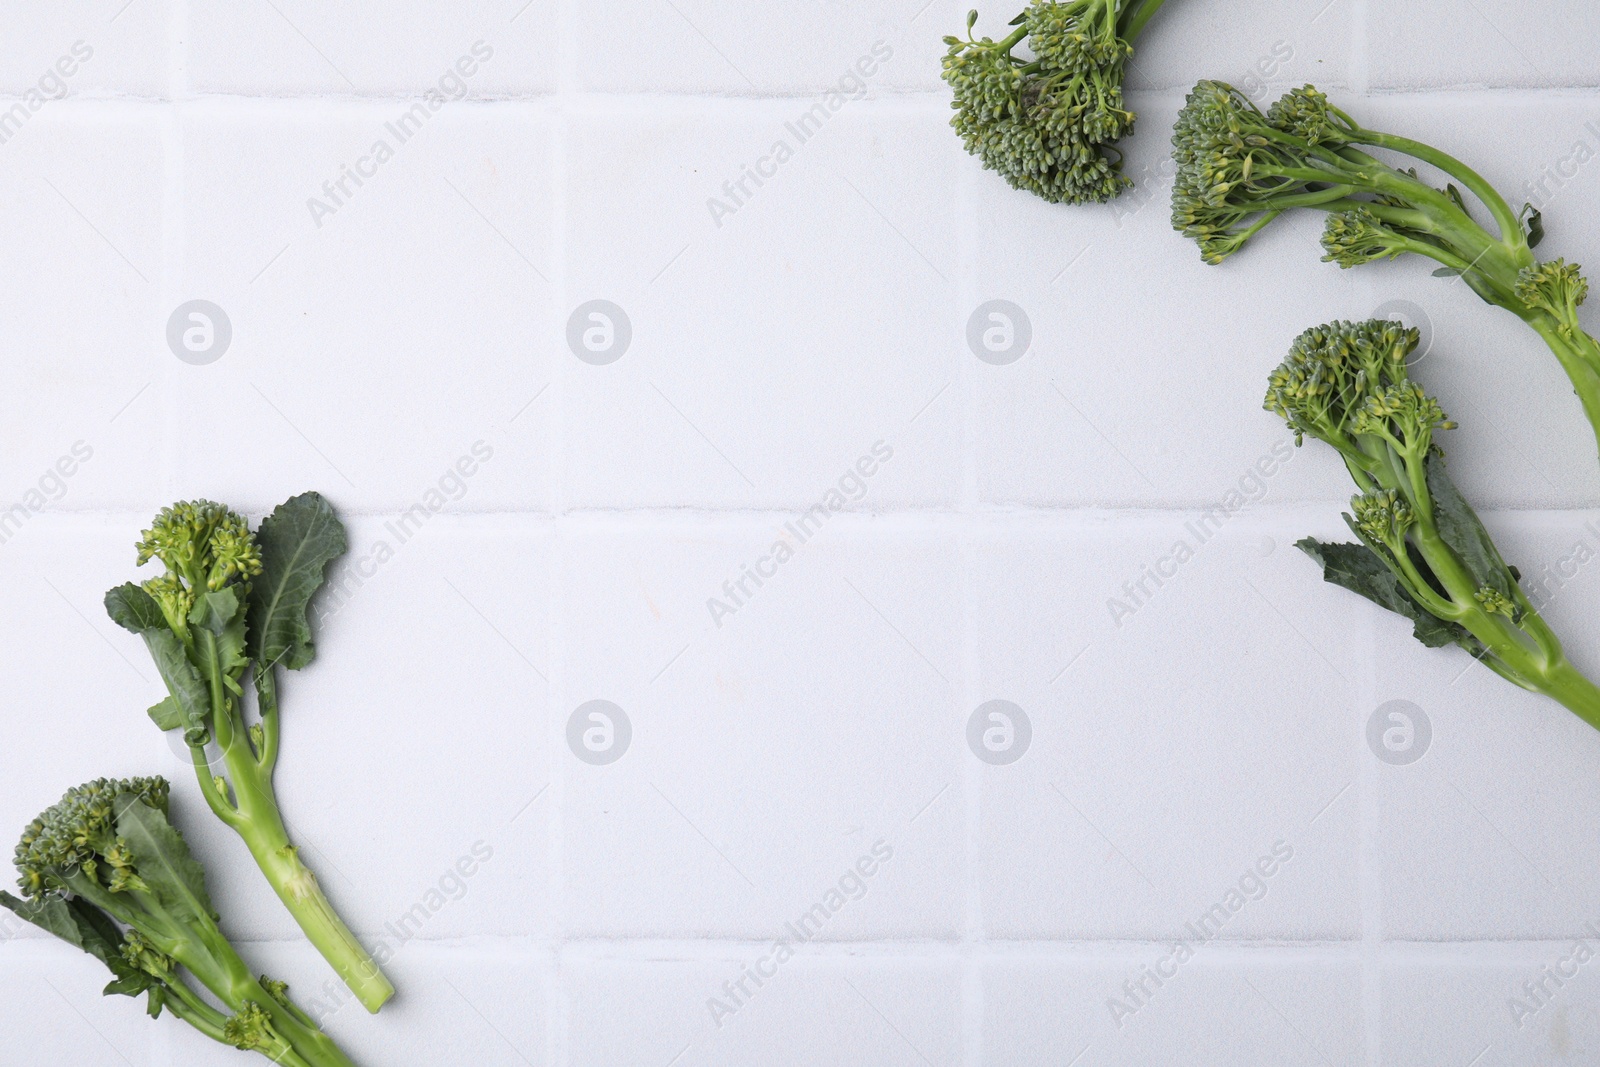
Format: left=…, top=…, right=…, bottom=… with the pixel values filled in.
left=165, top=980, right=315, bottom=1067
left=224, top=748, right=393, bottom=1013
left=207, top=942, right=358, bottom=1067
left=1118, top=0, right=1169, bottom=41
left=1354, top=128, right=1527, bottom=251
left=256, top=665, right=283, bottom=773
left=1535, top=658, right=1600, bottom=730
left=1526, top=319, right=1600, bottom=463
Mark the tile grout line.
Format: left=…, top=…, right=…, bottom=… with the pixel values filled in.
left=549, top=0, right=574, bottom=1064
left=955, top=113, right=985, bottom=1067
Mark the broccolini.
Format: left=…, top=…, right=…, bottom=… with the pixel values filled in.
left=943, top=0, right=1172, bottom=203
left=103, top=494, right=394, bottom=1013
left=0, top=777, right=357, bottom=1066
left=1173, top=81, right=1600, bottom=461
left=1268, top=319, right=1600, bottom=726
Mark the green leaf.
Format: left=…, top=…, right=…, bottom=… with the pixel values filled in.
left=147, top=697, right=184, bottom=731
left=113, top=793, right=215, bottom=929
left=248, top=492, right=348, bottom=675
left=191, top=586, right=249, bottom=692
left=0, top=890, right=155, bottom=1000
left=104, top=972, right=160, bottom=1000
left=106, top=583, right=211, bottom=735
left=1523, top=203, right=1545, bottom=249
left=105, top=583, right=165, bottom=633
left=1295, top=537, right=1467, bottom=649
left=0, top=891, right=121, bottom=964
left=1426, top=458, right=1517, bottom=599
left=1432, top=266, right=1464, bottom=278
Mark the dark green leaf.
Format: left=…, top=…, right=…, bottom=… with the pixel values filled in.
left=145, top=630, right=209, bottom=735
left=1523, top=203, right=1545, bottom=249
left=114, top=793, right=215, bottom=928
left=105, top=583, right=165, bottom=633
left=106, top=583, right=211, bottom=734
left=1006, top=10, right=1025, bottom=24
left=1432, top=267, right=1463, bottom=278
left=0, top=890, right=153, bottom=999
left=191, top=587, right=249, bottom=689
left=0, top=892, right=120, bottom=963
left=104, top=972, right=159, bottom=1000
left=1295, top=537, right=1466, bottom=648
left=1426, top=458, right=1516, bottom=598
left=248, top=492, right=348, bottom=675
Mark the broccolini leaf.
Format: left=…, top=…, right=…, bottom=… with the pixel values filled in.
left=190, top=586, right=249, bottom=690
left=1295, top=537, right=1465, bottom=648
left=105, top=583, right=166, bottom=632
left=248, top=492, right=347, bottom=675
left=1523, top=204, right=1545, bottom=249
left=1426, top=459, right=1517, bottom=599
left=0, top=891, right=123, bottom=968
left=0, top=891, right=157, bottom=1002
left=105, top=583, right=211, bottom=736
left=114, top=793, right=215, bottom=928
left=146, top=697, right=184, bottom=731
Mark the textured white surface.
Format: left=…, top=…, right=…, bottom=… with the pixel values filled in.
left=4, top=1, right=1600, bottom=1064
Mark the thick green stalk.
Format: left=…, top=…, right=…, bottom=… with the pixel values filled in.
left=1536, top=659, right=1600, bottom=730
left=62, top=871, right=354, bottom=1067
left=219, top=730, right=393, bottom=1014
left=190, top=648, right=392, bottom=1013
left=1526, top=318, right=1600, bottom=447
left=1119, top=0, right=1169, bottom=41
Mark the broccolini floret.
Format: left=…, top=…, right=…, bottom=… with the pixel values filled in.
left=1173, top=82, right=1600, bottom=462
left=0, top=777, right=357, bottom=1067
left=1268, top=320, right=1600, bottom=727
left=103, top=493, right=393, bottom=1013
left=943, top=0, right=1171, bottom=204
